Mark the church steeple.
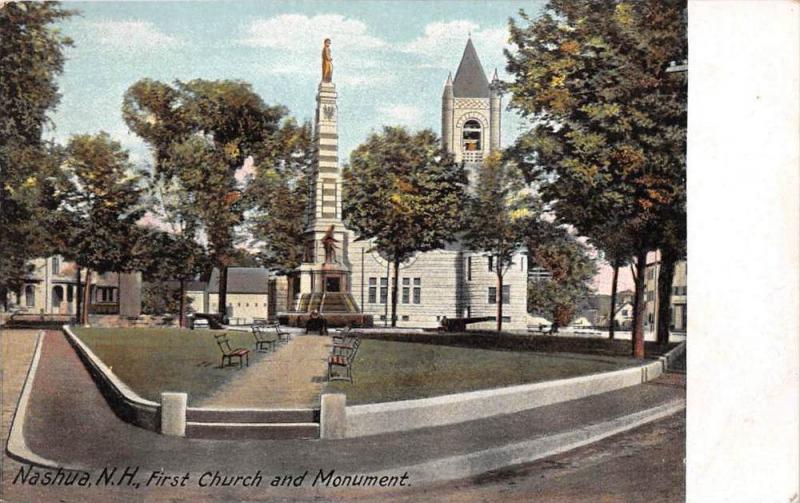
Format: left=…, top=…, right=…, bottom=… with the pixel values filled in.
left=452, top=38, right=490, bottom=98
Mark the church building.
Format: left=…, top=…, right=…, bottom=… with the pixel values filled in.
left=344, top=38, right=529, bottom=329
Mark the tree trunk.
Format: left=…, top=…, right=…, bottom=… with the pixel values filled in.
left=82, top=269, right=92, bottom=326
left=631, top=250, right=647, bottom=359
left=496, top=267, right=503, bottom=332
left=179, top=278, right=186, bottom=328
left=391, top=257, right=400, bottom=327
left=75, top=266, right=82, bottom=324
left=657, top=249, right=677, bottom=346
left=609, top=260, right=620, bottom=340
left=218, top=264, right=228, bottom=322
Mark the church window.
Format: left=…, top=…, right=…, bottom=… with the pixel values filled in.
left=401, top=315, right=409, bottom=321
left=488, top=285, right=510, bottom=304
left=413, top=278, right=421, bottom=304
left=52, top=256, right=60, bottom=275
left=462, top=120, right=482, bottom=152
left=380, top=277, right=388, bottom=304
left=368, top=278, right=377, bottom=304
left=402, top=278, right=410, bottom=304
left=488, top=256, right=494, bottom=272
left=467, top=257, right=472, bottom=281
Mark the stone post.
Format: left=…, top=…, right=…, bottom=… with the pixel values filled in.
left=320, top=393, right=346, bottom=439
left=161, top=392, right=187, bottom=437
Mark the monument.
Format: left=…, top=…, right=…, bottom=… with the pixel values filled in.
left=283, top=39, right=369, bottom=328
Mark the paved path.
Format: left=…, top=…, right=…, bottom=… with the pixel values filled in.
left=6, top=330, right=685, bottom=502
left=1, top=330, right=40, bottom=501
left=198, top=335, right=330, bottom=408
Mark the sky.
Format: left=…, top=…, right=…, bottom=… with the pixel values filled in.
left=46, top=0, right=631, bottom=293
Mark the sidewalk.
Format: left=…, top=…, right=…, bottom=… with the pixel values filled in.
left=9, top=330, right=684, bottom=501
left=197, top=334, right=330, bottom=408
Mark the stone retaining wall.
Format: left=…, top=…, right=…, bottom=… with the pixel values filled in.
left=344, top=358, right=666, bottom=438
left=62, top=325, right=161, bottom=431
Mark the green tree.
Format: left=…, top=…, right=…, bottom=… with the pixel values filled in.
left=505, top=0, right=686, bottom=357
left=246, top=120, right=314, bottom=273
left=123, top=78, right=288, bottom=318
left=527, top=227, right=597, bottom=329
left=464, top=152, right=534, bottom=332
left=343, top=127, right=467, bottom=327
left=137, top=228, right=207, bottom=324
left=0, top=2, right=74, bottom=308
left=58, top=133, right=145, bottom=325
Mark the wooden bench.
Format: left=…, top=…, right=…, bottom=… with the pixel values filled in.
left=328, top=335, right=360, bottom=383
left=268, top=322, right=291, bottom=343
left=251, top=325, right=279, bottom=353
left=214, top=334, right=249, bottom=368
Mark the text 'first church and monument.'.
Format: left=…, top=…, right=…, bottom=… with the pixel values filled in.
left=282, top=37, right=530, bottom=330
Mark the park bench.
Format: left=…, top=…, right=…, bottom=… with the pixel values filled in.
left=268, top=322, right=292, bottom=343
left=328, top=334, right=360, bottom=383
left=214, top=333, right=250, bottom=368
left=251, top=325, right=279, bottom=353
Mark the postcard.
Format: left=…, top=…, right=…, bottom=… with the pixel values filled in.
left=4, top=1, right=789, bottom=502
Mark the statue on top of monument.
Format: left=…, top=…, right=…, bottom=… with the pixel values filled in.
left=322, top=224, right=339, bottom=263
left=322, top=38, right=333, bottom=83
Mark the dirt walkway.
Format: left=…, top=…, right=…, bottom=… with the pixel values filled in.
left=197, top=334, right=331, bottom=408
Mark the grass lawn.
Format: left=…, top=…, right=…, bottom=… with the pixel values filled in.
left=73, top=327, right=262, bottom=405
left=325, top=339, right=640, bottom=405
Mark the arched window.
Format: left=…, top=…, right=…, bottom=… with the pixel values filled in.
left=462, top=120, right=482, bottom=152
left=51, top=256, right=60, bottom=275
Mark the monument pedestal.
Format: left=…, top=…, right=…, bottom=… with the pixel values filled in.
left=280, top=71, right=371, bottom=328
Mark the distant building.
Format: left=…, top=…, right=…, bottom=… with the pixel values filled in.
left=3, top=255, right=141, bottom=318
left=644, top=259, right=687, bottom=333
left=613, top=301, right=635, bottom=329
left=205, top=267, right=271, bottom=324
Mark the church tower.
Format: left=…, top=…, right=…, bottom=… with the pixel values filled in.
left=441, top=37, right=502, bottom=166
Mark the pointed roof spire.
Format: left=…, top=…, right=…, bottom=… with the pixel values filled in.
left=445, top=71, right=453, bottom=86
left=453, top=38, right=489, bottom=98
left=492, top=68, right=499, bottom=82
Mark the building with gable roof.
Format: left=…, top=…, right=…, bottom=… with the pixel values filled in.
left=340, top=38, right=529, bottom=329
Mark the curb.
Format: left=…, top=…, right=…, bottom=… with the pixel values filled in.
left=5, top=331, right=88, bottom=472
left=368, top=398, right=686, bottom=484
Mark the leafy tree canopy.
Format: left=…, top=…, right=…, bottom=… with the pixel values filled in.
left=0, top=2, right=74, bottom=295
left=343, top=126, right=467, bottom=264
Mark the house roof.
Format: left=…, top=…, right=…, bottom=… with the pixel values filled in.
left=453, top=38, right=490, bottom=98
left=207, top=267, right=269, bottom=294
left=165, top=280, right=208, bottom=292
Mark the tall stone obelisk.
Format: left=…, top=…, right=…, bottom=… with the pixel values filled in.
left=294, top=39, right=359, bottom=316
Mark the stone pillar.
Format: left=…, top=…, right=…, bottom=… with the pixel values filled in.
left=441, top=72, right=454, bottom=153
left=119, top=272, right=142, bottom=317
left=320, top=393, right=347, bottom=439
left=489, top=70, right=502, bottom=152
left=161, top=392, right=187, bottom=437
